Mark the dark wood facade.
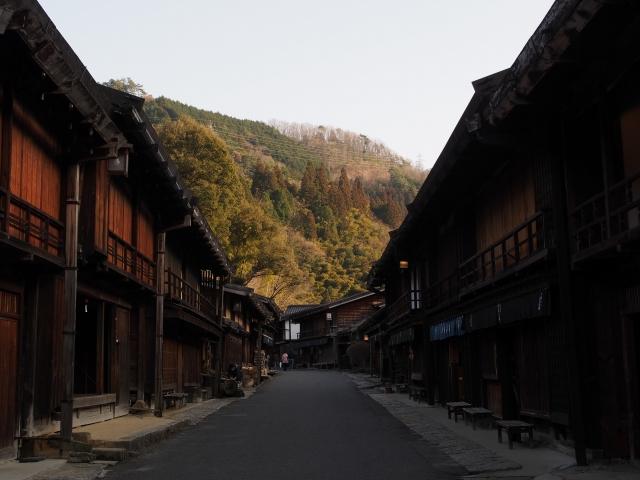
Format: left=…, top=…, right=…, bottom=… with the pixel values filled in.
left=0, top=0, right=230, bottom=459
left=221, top=285, right=279, bottom=384
left=287, top=292, right=383, bottom=369
left=363, top=0, right=640, bottom=463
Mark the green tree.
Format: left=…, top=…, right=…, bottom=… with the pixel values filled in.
left=103, top=77, right=147, bottom=97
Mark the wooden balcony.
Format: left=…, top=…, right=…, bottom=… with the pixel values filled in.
left=165, top=269, right=218, bottom=323
left=106, top=232, right=156, bottom=288
left=424, top=273, right=459, bottom=309
left=459, top=212, right=546, bottom=292
left=0, top=187, right=64, bottom=259
left=389, top=213, right=547, bottom=316
left=384, top=290, right=423, bottom=325
left=572, top=172, right=640, bottom=261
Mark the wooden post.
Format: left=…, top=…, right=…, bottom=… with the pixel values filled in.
left=554, top=119, right=588, bottom=465
left=154, top=232, right=166, bottom=416
left=19, top=276, right=39, bottom=438
left=137, top=304, right=146, bottom=403
left=620, top=315, right=636, bottom=461
left=95, top=302, right=105, bottom=394
left=61, top=163, right=80, bottom=441
left=256, top=320, right=263, bottom=385
left=598, top=102, right=612, bottom=240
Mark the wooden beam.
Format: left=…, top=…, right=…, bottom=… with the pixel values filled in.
left=77, top=283, right=132, bottom=310
left=554, top=118, right=588, bottom=465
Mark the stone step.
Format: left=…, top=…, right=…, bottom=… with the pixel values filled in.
left=93, top=447, right=128, bottom=462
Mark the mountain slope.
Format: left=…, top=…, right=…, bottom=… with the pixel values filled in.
left=137, top=92, right=427, bottom=305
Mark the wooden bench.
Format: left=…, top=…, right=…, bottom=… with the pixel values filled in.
left=408, top=373, right=427, bottom=402
left=163, top=392, right=188, bottom=409
left=462, top=407, right=493, bottom=430
left=446, top=401, right=471, bottom=422
left=496, top=420, right=534, bottom=449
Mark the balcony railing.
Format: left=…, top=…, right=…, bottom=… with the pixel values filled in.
left=383, top=213, right=547, bottom=319
left=424, top=272, right=459, bottom=309
left=0, top=188, right=64, bottom=258
left=165, top=269, right=217, bottom=322
left=106, top=232, right=156, bottom=288
left=459, top=212, right=545, bottom=290
left=572, top=171, right=640, bottom=256
left=384, top=289, right=424, bottom=325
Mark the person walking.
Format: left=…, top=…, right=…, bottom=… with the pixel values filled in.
left=281, top=352, right=289, bottom=371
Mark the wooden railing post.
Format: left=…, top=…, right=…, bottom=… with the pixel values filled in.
left=60, top=163, right=80, bottom=441
left=154, top=232, right=166, bottom=417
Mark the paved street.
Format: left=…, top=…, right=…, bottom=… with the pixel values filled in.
left=107, top=371, right=463, bottom=480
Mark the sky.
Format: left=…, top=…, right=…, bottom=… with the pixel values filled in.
left=39, top=1, right=555, bottom=169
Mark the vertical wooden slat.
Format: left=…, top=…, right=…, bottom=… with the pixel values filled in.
left=0, top=288, right=19, bottom=449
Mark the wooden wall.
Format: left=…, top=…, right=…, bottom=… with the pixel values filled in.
left=91, top=160, right=109, bottom=253
left=113, top=307, right=130, bottom=412
left=162, top=338, right=179, bottom=391
left=334, top=295, right=381, bottom=330
left=9, top=100, right=62, bottom=220
left=136, top=206, right=154, bottom=259
left=436, top=219, right=459, bottom=280
left=620, top=105, right=640, bottom=177
left=33, top=275, right=65, bottom=422
left=0, top=287, right=20, bottom=449
left=161, top=338, right=201, bottom=392
left=224, top=334, right=243, bottom=368
left=182, top=343, right=200, bottom=387
left=516, top=321, right=550, bottom=416
left=475, top=158, right=535, bottom=251
left=107, top=181, right=133, bottom=243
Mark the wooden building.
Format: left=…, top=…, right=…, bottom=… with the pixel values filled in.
left=0, top=0, right=230, bottom=459
left=221, top=285, right=280, bottom=384
left=287, top=292, right=382, bottom=369
left=363, top=0, right=640, bottom=463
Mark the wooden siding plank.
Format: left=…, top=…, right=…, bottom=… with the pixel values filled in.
left=108, top=181, right=133, bottom=244
left=0, top=288, right=19, bottom=448
left=162, top=338, right=178, bottom=390
left=9, top=102, right=61, bottom=221
left=476, top=159, right=535, bottom=253
left=136, top=206, right=154, bottom=259
left=95, top=161, right=108, bottom=253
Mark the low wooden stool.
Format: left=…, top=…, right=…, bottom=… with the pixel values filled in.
left=495, top=420, right=534, bottom=449
left=462, top=407, right=493, bottom=430
left=446, top=401, right=471, bottom=422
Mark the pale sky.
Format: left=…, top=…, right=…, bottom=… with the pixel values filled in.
left=39, top=1, right=555, bottom=169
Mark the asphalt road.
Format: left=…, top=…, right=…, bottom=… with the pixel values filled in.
left=107, top=371, right=461, bottom=480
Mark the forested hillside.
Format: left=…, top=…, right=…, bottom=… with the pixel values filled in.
left=104, top=79, right=426, bottom=306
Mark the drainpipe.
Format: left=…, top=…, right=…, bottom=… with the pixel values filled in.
left=60, top=163, right=80, bottom=442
